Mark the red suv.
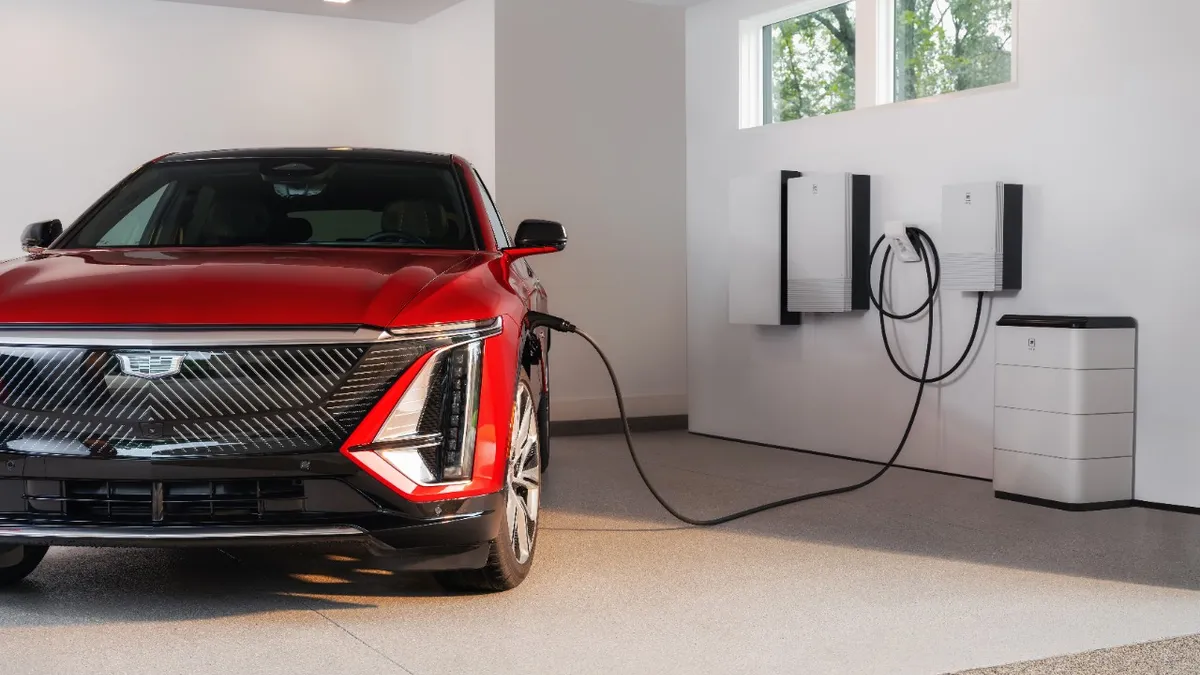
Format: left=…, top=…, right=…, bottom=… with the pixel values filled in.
left=0, top=148, right=565, bottom=592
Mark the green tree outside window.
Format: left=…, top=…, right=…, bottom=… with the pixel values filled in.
left=895, top=0, right=1012, bottom=102
left=765, top=0, right=1012, bottom=124
left=766, top=2, right=857, bottom=123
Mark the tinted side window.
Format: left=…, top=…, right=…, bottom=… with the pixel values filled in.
left=475, top=170, right=510, bottom=248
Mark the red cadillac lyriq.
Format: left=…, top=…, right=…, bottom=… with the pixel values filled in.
left=0, top=149, right=565, bottom=592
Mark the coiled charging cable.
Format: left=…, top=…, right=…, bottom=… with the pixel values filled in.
left=530, top=227, right=983, bottom=526
left=870, top=232, right=985, bottom=384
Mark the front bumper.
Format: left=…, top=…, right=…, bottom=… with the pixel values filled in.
left=0, top=450, right=503, bottom=571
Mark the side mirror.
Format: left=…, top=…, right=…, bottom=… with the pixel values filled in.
left=503, top=220, right=567, bottom=259
left=21, top=220, right=63, bottom=253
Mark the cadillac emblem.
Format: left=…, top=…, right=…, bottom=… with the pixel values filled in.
left=115, top=352, right=186, bottom=380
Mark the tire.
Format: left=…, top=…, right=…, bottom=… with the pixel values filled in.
left=436, top=375, right=542, bottom=593
left=0, top=545, right=48, bottom=587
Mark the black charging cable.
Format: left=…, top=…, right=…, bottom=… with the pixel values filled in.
left=870, top=230, right=986, bottom=384
left=527, top=226, right=979, bottom=526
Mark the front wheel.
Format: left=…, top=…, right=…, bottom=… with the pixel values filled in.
left=0, top=545, right=48, bottom=587
left=436, top=376, right=542, bottom=593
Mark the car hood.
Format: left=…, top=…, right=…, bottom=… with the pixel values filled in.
left=0, top=248, right=482, bottom=327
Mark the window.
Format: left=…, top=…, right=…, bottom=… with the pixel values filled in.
left=740, top=0, right=1015, bottom=128
left=290, top=209, right=381, bottom=242
left=764, top=1, right=856, bottom=124
left=96, top=184, right=169, bottom=246
left=62, top=160, right=476, bottom=250
left=894, top=0, right=1013, bottom=102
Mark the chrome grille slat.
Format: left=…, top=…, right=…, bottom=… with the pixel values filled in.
left=233, top=350, right=299, bottom=409
left=0, top=342, right=417, bottom=457
left=269, top=352, right=319, bottom=407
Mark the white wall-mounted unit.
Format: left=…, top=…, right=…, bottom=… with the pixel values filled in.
left=992, top=315, right=1137, bottom=510
left=727, top=171, right=802, bottom=326
left=728, top=171, right=869, bottom=325
left=941, top=182, right=1024, bottom=292
left=785, top=172, right=871, bottom=314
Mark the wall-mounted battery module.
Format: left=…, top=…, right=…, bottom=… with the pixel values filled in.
left=941, top=182, right=1024, bottom=292
left=728, top=171, right=803, bottom=326
left=785, top=173, right=871, bottom=313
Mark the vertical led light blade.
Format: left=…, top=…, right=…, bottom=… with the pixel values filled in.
left=441, top=340, right=483, bottom=481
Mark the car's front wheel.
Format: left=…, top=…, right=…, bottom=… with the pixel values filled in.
left=0, top=545, right=48, bottom=587
left=436, top=376, right=542, bottom=593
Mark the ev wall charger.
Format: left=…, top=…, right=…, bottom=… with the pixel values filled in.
left=784, top=172, right=871, bottom=314
left=726, top=170, right=870, bottom=326
left=883, top=221, right=922, bottom=263
left=941, top=182, right=1024, bottom=292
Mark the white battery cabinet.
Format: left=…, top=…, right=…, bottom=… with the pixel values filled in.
left=992, top=315, right=1137, bottom=510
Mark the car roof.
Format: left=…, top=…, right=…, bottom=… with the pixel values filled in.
left=156, top=147, right=457, bottom=165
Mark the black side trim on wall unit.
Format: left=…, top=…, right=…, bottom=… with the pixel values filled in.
left=1001, top=183, right=1024, bottom=291
left=779, top=171, right=803, bottom=326
left=850, top=174, right=872, bottom=311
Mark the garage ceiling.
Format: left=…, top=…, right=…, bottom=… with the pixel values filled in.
left=159, top=0, right=704, bottom=24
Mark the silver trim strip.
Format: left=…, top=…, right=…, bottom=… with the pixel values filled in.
left=0, top=328, right=392, bottom=347
left=0, top=317, right=503, bottom=348
left=388, top=317, right=503, bottom=341
left=0, top=524, right=366, bottom=542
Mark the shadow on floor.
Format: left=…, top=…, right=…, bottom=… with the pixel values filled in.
left=0, top=543, right=456, bottom=627
left=541, top=432, right=1200, bottom=593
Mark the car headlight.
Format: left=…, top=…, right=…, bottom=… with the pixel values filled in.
left=367, top=318, right=501, bottom=485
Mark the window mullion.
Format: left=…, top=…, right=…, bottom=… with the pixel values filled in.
left=873, top=0, right=894, bottom=105
left=855, top=0, right=879, bottom=110
left=762, top=24, right=773, bottom=125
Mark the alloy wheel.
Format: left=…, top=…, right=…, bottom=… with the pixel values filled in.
left=506, top=383, right=541, bottom=564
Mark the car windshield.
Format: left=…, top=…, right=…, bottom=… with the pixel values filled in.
left=59, top=158, right=477, bottom=250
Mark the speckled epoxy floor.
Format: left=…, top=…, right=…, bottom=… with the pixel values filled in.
left=2, top=432, right=1200, bottom=675
left=959, top=635, right=1200, bottom=674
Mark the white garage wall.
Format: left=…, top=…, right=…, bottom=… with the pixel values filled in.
left=406, top=0, right=497, bottom=189
left=495, top=0, right=688, bottom=421
left=687, top=0, right=1200, bottom=507
left=0, top=0, right=409, bottom=257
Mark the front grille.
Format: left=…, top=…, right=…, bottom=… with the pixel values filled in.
left=0, top=341, right=423, bottom=457
left=0, top=346, right=364, bottom=417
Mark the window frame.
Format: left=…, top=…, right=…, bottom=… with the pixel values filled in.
left=473, top=169, right=512, bottom=250
left=739, top=0, right=1018, bottom=130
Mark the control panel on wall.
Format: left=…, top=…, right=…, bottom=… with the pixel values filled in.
left=941, top=182, right=1024, bottom=293
left=786, top=172, right=871, bottom=313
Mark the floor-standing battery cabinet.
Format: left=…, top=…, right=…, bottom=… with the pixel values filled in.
left=992, top=315, right=1137, bottom=510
